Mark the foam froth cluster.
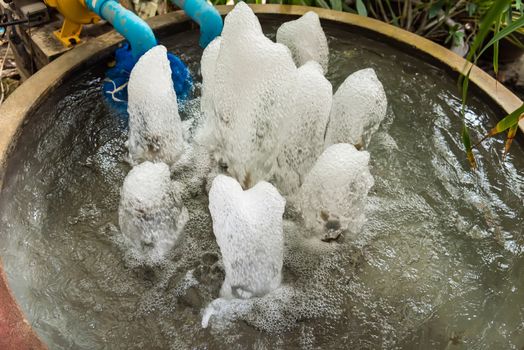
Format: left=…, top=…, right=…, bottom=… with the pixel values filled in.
left=325, top=68, right=388, bottom=148
left=198, top=3, right=297, bottom=188
left=208, top=175, right=285, bottom=299
left=200, top=3, right=387, bottom=193
left=298, top=144, right=374, bottom=240
left=127, top=46, right=185, bottom=166
left=119, top=161, right=188, bottom=265
left=275, top=61, right=332, bottom=194
left=117, top=2, right=389, bottom=333
left=119, top=45, right=189, bottom=265
left=276, top=11, right=329, bottom=73
left=197, top=3, right=387, bottom=328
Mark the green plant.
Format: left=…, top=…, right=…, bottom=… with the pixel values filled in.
left=474, top=0, right=524, bottom=46
left=357, top=1, right=524, bottom=52
left=215, top=1, right=523, bottom=57
left=460, top=0, right=524, bottom=167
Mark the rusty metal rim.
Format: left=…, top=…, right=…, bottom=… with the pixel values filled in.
left=0, top=5, right=522, bottom=348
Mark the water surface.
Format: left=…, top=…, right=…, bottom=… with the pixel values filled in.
left=0, top=18, right=523, bottom=350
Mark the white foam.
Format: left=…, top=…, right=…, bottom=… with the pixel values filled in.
left=195, top=37, right=222, bottom=166
left=199, top=2, right=297, bottom=188
left=274, top=61, right=332, bottom=195
left=208, top=175, right=285, bottom=299
left=276, top=11, right=329, bottom=73
left=200, top=37, right=222, bottom=113
left=118, top=161, right=188, bottom=264
left=297, top=144, right=374, bottom=240
left=201, top=270, right=343, bottom=332
left=171, top=143, right=215, bottom=198
left=324, top=68, right=387, bottom=148
left=127, top=45, right=184, bottom=166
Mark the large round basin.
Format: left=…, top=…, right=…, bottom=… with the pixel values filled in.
left=0, top=5, right=523, bottom=349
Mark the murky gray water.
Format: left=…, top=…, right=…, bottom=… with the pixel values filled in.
left=1, top=19, right=523, bottom=349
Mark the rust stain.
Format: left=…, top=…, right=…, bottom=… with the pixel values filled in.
left=0, top=260, right=47, bottom=349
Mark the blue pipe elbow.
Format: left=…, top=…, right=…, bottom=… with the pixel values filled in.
left=171, top=0, right=223, bottom=48
left=87, top=0, right=193, bottom=111
left=85, top=0, right=157, bottom=58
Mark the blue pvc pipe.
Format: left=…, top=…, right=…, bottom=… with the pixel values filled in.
left=171, top=0, right=223, bottom=48
left=85, top=0, right=157, bottom=59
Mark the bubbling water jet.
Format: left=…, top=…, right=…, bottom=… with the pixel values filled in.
left=127, top=45, right=185, bottom=167
left=208, top=174, right=285, bottom=299
left=274, top=60, right=332, bottom=195
left=276, top=11, right=329, bottom=73
left=196, top=6, right=381, bottom=329
left=118, top=161, right=188, bottom=265
left=297, top=143, right=374, bottom=241
left=325, top=68, right=388, bottom=149
left=199, top=2, right=296, bottom=188
left=119, top=1, right=384, bottom=332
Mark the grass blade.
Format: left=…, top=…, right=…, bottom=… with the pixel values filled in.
left=475, top=103, right=524, bottom=147
left=356, top=0, right=367, bottom=16
left=503, top=124, right=519, bottom=159
left=477, top=13, right=524, bottom=58
left=462, top=124, right=477, bottom=169
left=461, top=66, right=472, bottom=108
left=466, top=0, right=511, bottom=63
left=315, top=0, right=330, bottom=9
left=490, top=103, right=524, bottom=135
left=493, top=13, right=502, bottom=76
left=331, top=0, right=342, bottom=11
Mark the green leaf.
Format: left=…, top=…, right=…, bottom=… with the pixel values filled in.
left=503, top=124, right=519, bottom=158
left=342, top=2, right=356, bottom=13
left=461, top=67, right=471, bottom=108
left=315, top=0, right=330, bottom=9
left=491, top=103, right=524, bottom=134
left=462, top=125, right=477, bottom=169
left=466, top=0, right=512, bottom=63
left=493, top=13, right=503, bottom=75
left=447, top=25, right=465, bottom=47
left=475, top=104, right=524, bottom=148
left=356, top=0, right=367, bottom=16
left=516, top=0, right=522, bottom=11
left=467, top=3, right=478, bottom=17
left=455, top=30, right=465, bottom=43
left=429, top=0, right=444, bottom=19
left=383, top=0, right=398, bottom=25
left=331, top=0, right=342, bottom=11
left=477, top=14, right=524, bottom=58
left=391, top=16, right=399, bottom=26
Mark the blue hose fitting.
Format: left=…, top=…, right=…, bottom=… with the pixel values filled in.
left=84, top=0, right=197, bottom=111
left=171, top=0, right=223, bottom=48
left=85, top=0, right=157, bottom=58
